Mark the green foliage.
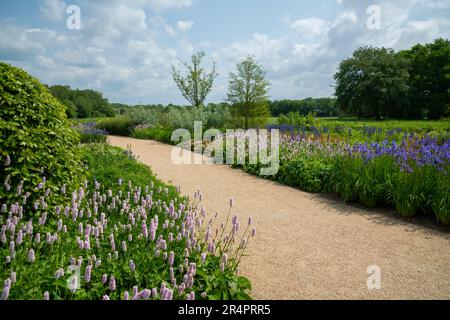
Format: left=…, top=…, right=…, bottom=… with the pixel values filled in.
left=131, top=127, right=175, bottom=145
left=49, top=85, right=116, bottom=119
left=1, top=144, right=253, bottom=300
left=96, top=117, right=136, bottom=136
left=335, top=39, right=450, bottom=120
left=277, top=155, right=333, bottom=193
left=270, top=98, right=338, bottom=117
left=331, top=155, right=396, bottom=207
left=79, top=133, right=107, bottom=144
left=172, top=52, right=218, bottom=107
left=278, top=111, right=317, bottom=129
left=0, top=62, right=84, bottom=205
left=334, top=46, right=410, bottom=119
left=431, top=173, right=450, bottom=225
left=227, top=56, right=271, bottom=129
left=126, top=104, right=232, bottom=132
left=399, top=38, right=450, bottom=120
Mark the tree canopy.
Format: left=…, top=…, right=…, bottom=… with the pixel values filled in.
left=334, top=39, right=450, bottom=120
left=334, top=47, right=410, bottom=119
left=227, top=56, right=271, bottom=129
left=172, top=52, right=218, bottom=108
left=49, top=85, right=116, bottom=119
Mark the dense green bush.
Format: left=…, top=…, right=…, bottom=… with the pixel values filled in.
left=126, top=105, right=231, bottom=131
left=96, top=117, right=136, bottom=136
left=131, top=127, right=175, bottom=145
left=277, top=156, right=333, bottom=193
left=0, top=62, right=84, bottom=205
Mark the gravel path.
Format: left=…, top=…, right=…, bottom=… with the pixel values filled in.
left=108, top=136, right=450, bottom=300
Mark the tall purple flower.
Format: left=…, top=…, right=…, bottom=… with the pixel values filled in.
left=201, top=252, right=207, bottom=263
left=109, top=276, right=116, bottom=291
left=168, top=251, right=175, bottom=266
left=85, top=266, right=92, bottom=283
left=1, top=286, right=10, bottom=301
left=43, top=291, right=49, bottom=300
left=16, top=230, right=23, bottom=245
left=28, top=249, right=35, bottom=263
left=129, top=260, right=136, bottom=272
left=102, top=274, right=108, bottom=284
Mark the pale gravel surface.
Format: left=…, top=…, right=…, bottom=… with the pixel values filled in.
left=108, top=136, right=450, bottom=300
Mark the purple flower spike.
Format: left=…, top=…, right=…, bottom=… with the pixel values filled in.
left=123, top=291, right=130, bottom=300
left=252, top=228, right=257, bottom=237
left=102, top=274, right=108, bottom=284
left=109, top=276, right=116, bottom=291
left=103, top=295, right=110, bottom=300
left=43, top=291, right=49, bottom=300
left=16, top=230, right=23, bottom=245
left=28, top=249, right=35, bottom=263
left=129, top=260, right=136, bottom=272
left=168, top=251, right=175, bottom=266
left=85, top=266, right=92, bottom=283
left=141, top=289, right=151, bottom=300
left=1, top=286, right=10, bottom=300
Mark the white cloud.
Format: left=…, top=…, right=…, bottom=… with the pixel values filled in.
left=148, top=0, right=192, bottom=11
left=177, top=20, right=194, bottom=32
left=290, top=17, right=330, bottom=43
left=2, top=0, right=450, bottom=104
left=40, top=0, right=66, bottom=22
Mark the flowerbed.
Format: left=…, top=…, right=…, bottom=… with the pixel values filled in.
left=0, top=145, right=254, bottom=300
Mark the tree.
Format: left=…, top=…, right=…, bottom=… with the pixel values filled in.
left=399, top=38, right=450, bottom=119
left=227, top=56, right=271, bottom=129
left=334, top=47, right=410, bottom=119
left=172, top=52, right=218, bottom=108
left=49, top=85, right=115, bottom=118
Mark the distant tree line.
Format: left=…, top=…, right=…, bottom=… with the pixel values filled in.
left=269, top=98, right=338, bottom=117
left=48, top=85, right=116, bottom=118
left=334, top=38, right=450, bottom=120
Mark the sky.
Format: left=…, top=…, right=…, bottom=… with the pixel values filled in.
left=0, top=0, right=449, bottom=105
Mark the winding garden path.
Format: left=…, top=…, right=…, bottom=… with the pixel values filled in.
left=108, top=136, right=450, bottom=300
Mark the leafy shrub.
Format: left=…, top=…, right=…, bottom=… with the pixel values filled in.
left=0, top=62, right=83, bottom=205
left=131, top=127, right=175, bottom=145
left=96, top=117, right=136, bottom=136
left=277, top=155, right=332, bottom=193
left=126, top=105, right=232, bottom=131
